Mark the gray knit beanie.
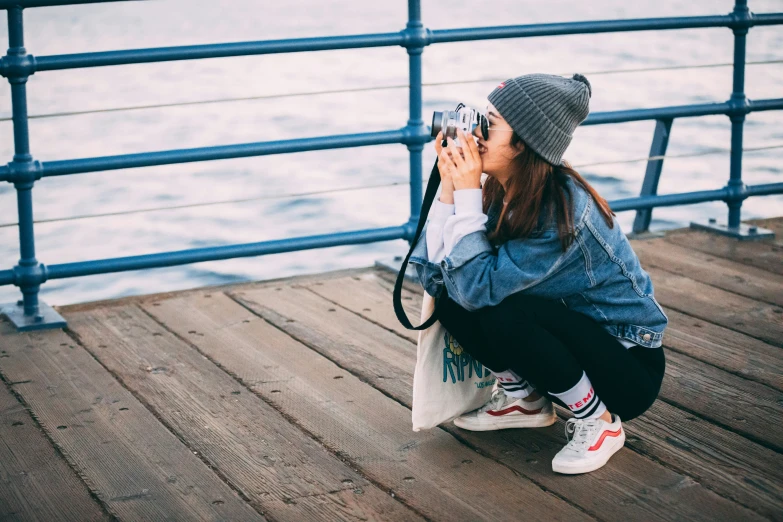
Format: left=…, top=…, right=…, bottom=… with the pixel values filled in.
left=487, top=73, right=591, bottom=165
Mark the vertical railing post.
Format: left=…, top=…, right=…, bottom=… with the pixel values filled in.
left=0, top=7, right=65, bottom=331
left=690, top=0, right=771, bottom=239
left=7, top=7, right=38, bottom=317
left=727, top=0, right=749, bottom=230
left=403, top=0, right=426, bottom=246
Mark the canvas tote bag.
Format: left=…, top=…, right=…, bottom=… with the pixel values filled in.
left=411, top=291, right=496, bottom=431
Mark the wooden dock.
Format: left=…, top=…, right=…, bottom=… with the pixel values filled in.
left=1, top=218, right=782, bottom=521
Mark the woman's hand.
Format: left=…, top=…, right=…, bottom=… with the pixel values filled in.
left=438, top=129, right=482, bottom=191
left=434, top=131, right=455, bottom=203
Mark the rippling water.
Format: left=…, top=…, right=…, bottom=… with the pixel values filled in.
left=0, top=0, right=781, bottom=306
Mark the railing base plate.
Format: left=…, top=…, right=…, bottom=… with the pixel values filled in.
left=0, top=301, right=67, bottom=332
left=690, top=220, right=775, bottom=241
left=375, top=256, right=418, bottom=281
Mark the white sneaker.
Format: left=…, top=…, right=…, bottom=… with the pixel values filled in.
left=453, top=388, right=556, bottom=431
left=552, top=414, right=625, bottom=474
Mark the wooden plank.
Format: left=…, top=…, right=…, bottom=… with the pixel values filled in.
left=646, top=266, right=783, bottom=347
left=308, top=272, right=783, bottom=519
left=664, top=228, right=783, bottom=276
left=662, top=350, right=783, bottom=451
left=67, top=304, right=422, bottom=522
left=633, top=238, right=783, bottom=306
left=226, top=285, right=762, bottom=521
left=664, top=309, right=783, bottom=392
left=261, top=488, right=421, bottom=521
left=0, top=321, right=264, bottom=522
left=236, top=283, right=417, bottom=406
left=304, top=274, right=422, bottom=343
left=629, top=400, right=783, bottom=522
left=56, top=266, right=379, bottom=315
left=374, top=266, right=423, bottom=297
left=143, top=292, right=591, bottom=522
left=0, top=378, right=108, bottom=522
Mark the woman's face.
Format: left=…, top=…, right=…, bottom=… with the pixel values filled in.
left=472, top=101, right=522, bottom=183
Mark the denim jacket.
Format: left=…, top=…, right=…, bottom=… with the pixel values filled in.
left=409, top=176, right=668, bottom=348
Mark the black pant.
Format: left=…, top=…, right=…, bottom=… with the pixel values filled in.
left=437, top=292, right=665, bottom=421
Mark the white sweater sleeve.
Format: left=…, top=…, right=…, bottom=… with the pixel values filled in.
left=443, top=189, right=488, bottom=254
left=425, top=199, right=455, bottom=263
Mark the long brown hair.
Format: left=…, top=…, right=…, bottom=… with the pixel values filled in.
left=483, top=132, right=615, bottom=251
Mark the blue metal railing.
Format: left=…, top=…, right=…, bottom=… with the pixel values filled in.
left=1, top=0, right=782, bottom=331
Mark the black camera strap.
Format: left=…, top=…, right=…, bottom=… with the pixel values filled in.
left=393, top=156, right=445, bottom=331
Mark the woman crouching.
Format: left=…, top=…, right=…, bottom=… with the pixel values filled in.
left=409, top=73, right=668, bottom=475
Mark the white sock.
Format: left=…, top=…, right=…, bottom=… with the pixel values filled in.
left=550, top=371, right=607, bottom=419
left=491, top=369, right=535, bottom=399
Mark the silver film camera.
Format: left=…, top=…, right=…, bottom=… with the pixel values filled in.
left=431, top=103, right=489, bottom=147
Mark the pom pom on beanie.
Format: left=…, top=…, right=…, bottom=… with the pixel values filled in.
left=572, top=73, right=591, bottom=97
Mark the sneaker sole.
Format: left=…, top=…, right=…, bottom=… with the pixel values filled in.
left=551, top=434, right=626, bottom=475
left=453, top=412, right=557, bottom=431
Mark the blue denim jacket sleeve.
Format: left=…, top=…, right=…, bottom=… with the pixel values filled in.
left=409, top=221, right=447, bottom=298
left=438, top=225, right=582, bottom=311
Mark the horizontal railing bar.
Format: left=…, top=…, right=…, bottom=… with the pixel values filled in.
left=575, top=143, right=783, bottom=169
left=745, top=182, right=783, bottom=197
left=6, top=60, right=781, bottom=122
left=2, top=99, right=779, bottom=183
left=750, top=98, right=783, bottom=112
left=0, top=225, right=407, bottom=285
left=583, top=102, right=731, bottom=125
left=585, top=99, right=783, bottom=125
left=1, top=0, right=781, bottom=30
left=611, top=182, right=783, bottom=211
left=429, top=16, right=738, bottom=44
left=34, top=32, right=405, bottom=72
left=0, top=270, right=12, bottom=286
left=24, top=13, right=783, bottom=73
left=753, top=13, right=783, bottom=26
left=34, top=129, right=408, bottom=178
left=0, top=0, right=132, bottom=8
left=609, top=188, right=730, bottom=212
left=4, top=143, right=781, bottom=229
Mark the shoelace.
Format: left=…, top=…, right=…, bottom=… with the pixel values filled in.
left=478, top=389, right=509, bottom=413
left=564, top=417, right=602, bottom=454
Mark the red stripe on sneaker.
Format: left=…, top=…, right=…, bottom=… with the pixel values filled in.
left=588, top=428, right=623, bottom=451
left=487, top=406, right=543, bottom=416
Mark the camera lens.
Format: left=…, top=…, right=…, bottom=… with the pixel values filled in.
left=431, top=111, right=444, bottom=137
